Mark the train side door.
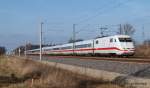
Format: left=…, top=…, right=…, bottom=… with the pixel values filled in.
left=92, top=40, right=95, bottom=54
left=93, top=39, right=98, bottom=54
left=109, top=38, right=117, bottom=53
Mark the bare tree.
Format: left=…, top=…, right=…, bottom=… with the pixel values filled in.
left=118, top=23, right=135, bottom=36
left=144, top=40, right=150, bottom=45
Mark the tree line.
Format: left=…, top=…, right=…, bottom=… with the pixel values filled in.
left=13, top=43, right=55, bottom=55
left=0, top=46, right=6, bottom=55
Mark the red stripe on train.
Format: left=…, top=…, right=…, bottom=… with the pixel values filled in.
left=46, top=47, right=129, bottom=52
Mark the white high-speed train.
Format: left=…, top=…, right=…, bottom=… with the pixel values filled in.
left=27, top=35, right=135, bottom=56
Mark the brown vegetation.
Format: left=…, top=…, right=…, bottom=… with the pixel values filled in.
left=0, top=56, right=124, bottom=88
left=135, top=44, right=150, bottom=58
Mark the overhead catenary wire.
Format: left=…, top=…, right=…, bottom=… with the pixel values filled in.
left=77, top=0, right=133, bottom=24
left=76, top=24, right=119, bottom=35
left=42, top=0, right=136, bottom=45
left=70, top=0, right=133, bottom=40
left=73, top=0, right=116, bottom=22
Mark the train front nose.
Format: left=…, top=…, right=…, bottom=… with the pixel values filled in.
left=121, top=48, right=135, bottom=56
left=120, top=42, right=135, bottom=56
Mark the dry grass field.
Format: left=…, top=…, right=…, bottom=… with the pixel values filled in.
left=0, top=56, right=124, bottom=88
left=135, top=44, right=150, bottom=58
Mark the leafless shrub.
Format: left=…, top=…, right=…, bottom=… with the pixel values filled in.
left=135, top=44, right=150, bottom=57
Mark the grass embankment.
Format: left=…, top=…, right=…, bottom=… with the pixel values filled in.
left=0, top=56, right=123, bottom=88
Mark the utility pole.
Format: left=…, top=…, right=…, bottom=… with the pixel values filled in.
left=73, top=24, right=76, bottom=55
left=119, top=24, right=122, bottom=35
left=24, top=42, right=27, bottom=57
left=19, top=48, right=21, bottom=57
left=99, top=26, right=107, bottom=37
left=142, top=25, right=145, bottom=42
left=40, top=22, right=43, bottom=61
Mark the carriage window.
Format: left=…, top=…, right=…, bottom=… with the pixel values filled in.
left=110, top=38, right=113, bottom=42
left=53, top=48, right=60, bottom=50
left=61, top=46, right=72, bottom=49
left=75, top=44, right=91, bottom=48
left=96, top=40, right=98, bottom=44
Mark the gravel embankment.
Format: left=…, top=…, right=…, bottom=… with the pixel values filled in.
left=30, top=56, right=150, bottom=78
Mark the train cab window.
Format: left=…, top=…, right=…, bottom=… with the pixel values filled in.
left=96, top=40, right=98, bottom=44
left=126, top=38, right=132, bottom=42
left=119, top=38, right=132, bottom=42
left=114, top=39, right=116, bottom=42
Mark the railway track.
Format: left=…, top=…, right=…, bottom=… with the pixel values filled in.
left=29, top=55, right=150, bottom=75
left=43, top=55, right=150, bottom=64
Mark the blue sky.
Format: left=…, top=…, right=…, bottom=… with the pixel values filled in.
left=0, top=0, right=150, bottom=51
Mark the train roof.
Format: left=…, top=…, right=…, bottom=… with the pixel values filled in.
left=95, top=35, right=131, bottom=39
left=115, top=35, right=130, bottom=37
left=27, top=48, right=40, bottom=51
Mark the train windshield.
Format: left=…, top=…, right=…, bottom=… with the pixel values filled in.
left=119, top=38, right=132, bottom=42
